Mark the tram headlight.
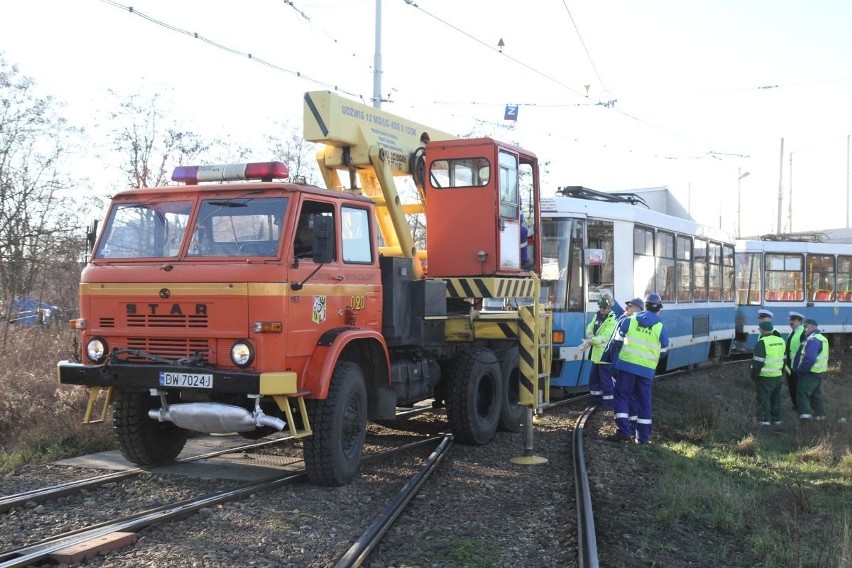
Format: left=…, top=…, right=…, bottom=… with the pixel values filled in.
left=86, top=338, right=108, bottom=363
left=230, top=341, right=254, bottom=367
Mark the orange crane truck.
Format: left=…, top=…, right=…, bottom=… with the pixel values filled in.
left=58, top=91, right=550, bottom=486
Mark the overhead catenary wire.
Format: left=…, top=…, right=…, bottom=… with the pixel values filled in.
left=560, top=0, right=607, bottom=95
left=99, top=0, right=370, bottom=101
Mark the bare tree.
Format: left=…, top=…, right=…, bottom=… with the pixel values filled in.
left=108, top=90, right=208, bottom=188
left=264, top=120, right=321, bottom=185
left=0, top=54, right=82, bottom=331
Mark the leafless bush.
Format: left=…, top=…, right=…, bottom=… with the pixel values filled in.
left=0, top=324, right=111, bottom=456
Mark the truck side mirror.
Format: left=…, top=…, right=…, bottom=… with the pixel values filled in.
left=86, top=219, right=99, bottom=253
left=312, top=214, right=334, bottom=264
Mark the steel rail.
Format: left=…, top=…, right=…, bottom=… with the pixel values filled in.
left=0, top=405, right=435, bottom=513
left=574, top=405, right=599, bottom=568
left=334, top=434, right=453, bottom=568
left=0, top=436, right=445, bottom=568
left=0, top=435, right=295, bottom=514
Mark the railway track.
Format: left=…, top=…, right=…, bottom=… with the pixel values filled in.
left=0, top=435, right=450, bottom=568
left=0, top=393, right=617, bottom=567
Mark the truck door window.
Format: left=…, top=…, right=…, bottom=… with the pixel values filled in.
left=294, top=200, right=336, bottom=261
left=95, top=200, right=192, bottom=259
left=498, top=151, right=519, bottom=219
left=342, top=206, right=372, bottom=263
left=188, top=197, right=287, bottom=257
left=429, top=158, right=490, bottom=188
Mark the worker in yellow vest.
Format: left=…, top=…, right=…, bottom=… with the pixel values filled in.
left=751, top=320, right=786, bottom=425
left=606, top=292, right=669, bottom=444
left=784, top=311, right=805, bottom=408
left=793, top=318, right=828, bottom=421
left=584, top=295, right=623, bottom=408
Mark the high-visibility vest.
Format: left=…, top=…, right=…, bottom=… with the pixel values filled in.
left=806, top=333, right=829, bottom=374
left=586, top=312, right=617, bottom=363
left=787, top=326, right=804, bottom=363
left=756, top=335, right=785, bottom=377
left=619, top=317, right=663, bottom=371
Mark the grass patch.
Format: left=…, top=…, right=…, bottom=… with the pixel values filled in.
left=448, top=539, right=499, bottom=568
left=0, top=325, right=115, bottom=474
left=648, top=356, right=852, bottom=567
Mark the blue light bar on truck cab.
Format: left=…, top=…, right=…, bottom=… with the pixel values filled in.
left=171, top=162, right=289, bottom=184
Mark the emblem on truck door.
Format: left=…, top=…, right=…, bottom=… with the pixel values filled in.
left=312, top=296, right=327, bottom=324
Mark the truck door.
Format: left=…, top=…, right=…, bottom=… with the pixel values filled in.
left=424, top=140, right=531, bottom=277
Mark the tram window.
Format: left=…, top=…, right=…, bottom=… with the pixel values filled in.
left=676, top=236, right=693, bottom=302
left=540, top=218, right=582, bottom=311
left=587, top=220, right=614, bottom=301
left=634, top=226, right=655, bottom=297
left=764, top=253, right=803, bottom=302
left=735, top=252, right=762, bottom=305
left=807, top=254, right=835, bottom=301
left=722, top=245, right=735, bottom=302
left=838, top=256, right=852, bottom=301
left=694, top=239, right=708, bottom=301
left=707, top=242, right=723, bottom=301
left=655, top=231, right=675, bottom=302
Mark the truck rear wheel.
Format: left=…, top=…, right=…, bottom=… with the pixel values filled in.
left=498, top=346, right=523, bottom=432
left=113, top=391, right=189, bottom=465
left=304, top=361, right=367, bottom=486
left=446, top=346, right=502, bottom=445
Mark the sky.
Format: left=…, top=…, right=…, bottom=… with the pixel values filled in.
left=3, top=0, right=852, bottom=238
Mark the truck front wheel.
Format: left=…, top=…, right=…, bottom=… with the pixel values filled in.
left=304, top=361, right=367, bottom=486
left=446, top=346, right=502, bottom=445
left=113, top=391, right=189, bottom=465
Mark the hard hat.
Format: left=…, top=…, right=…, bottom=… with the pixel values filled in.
left=644, top=292, right=662, bottom=307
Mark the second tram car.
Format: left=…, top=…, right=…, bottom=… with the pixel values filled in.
left=541, top=189, right=737, bottom=392
left=735, top=237, right=852, bottom=351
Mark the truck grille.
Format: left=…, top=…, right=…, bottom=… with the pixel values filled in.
left=126, top=337, right=210, bottom=361
left=127, top=314, right=209, bottom=328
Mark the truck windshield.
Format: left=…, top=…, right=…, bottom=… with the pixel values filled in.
left=94, top=201, right=192, bottom=259
left=188, top=197, right=288, bottom=257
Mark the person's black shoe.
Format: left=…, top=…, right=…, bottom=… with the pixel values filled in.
left=606, top=433, right=633, bottom=443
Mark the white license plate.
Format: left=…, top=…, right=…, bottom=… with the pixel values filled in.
left=159, top=371, right=213, bottom=389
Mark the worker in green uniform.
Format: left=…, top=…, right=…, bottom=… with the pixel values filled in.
left=793, top=318, right=829, bottom=421
left=751, top=320, right=785, bottom=425
left=784, top=311, right=805, bottom=409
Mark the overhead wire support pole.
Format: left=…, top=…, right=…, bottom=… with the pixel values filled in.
left=777, top=138, right=785, bottom=234
left=373, top=0, right=382, bottom=109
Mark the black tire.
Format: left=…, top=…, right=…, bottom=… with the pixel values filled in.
left=113, top=391, right=190, bottom=465
left=446, top=346, right=502, bottom=445
left=303, top=361, right=367, bottom=486
left=498, top=346, right=523, bottom=432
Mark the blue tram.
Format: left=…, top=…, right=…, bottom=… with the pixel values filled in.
left=540, top=189, right=737, bottom=392
left=734, top=237, right=852, bottom=351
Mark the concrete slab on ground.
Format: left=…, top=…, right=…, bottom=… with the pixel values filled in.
left=55, top=434, right=301, bottom=482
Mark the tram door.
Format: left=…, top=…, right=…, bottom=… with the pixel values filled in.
left=586, top=221, right=615, bottom=303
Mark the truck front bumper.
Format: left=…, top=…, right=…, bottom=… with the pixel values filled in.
left=57, top=361, right=298, bottom=395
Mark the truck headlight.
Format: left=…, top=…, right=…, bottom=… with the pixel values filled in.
left=87, top=338, right=107, bottom=363
left=230, top=341, right=254, bottom=367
